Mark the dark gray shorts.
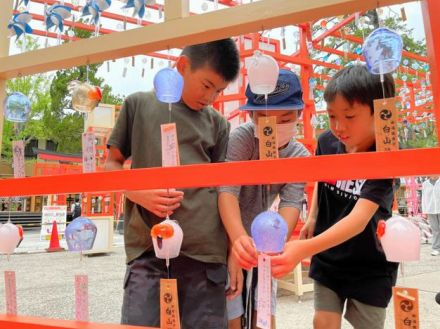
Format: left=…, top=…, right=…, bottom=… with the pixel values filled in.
left=121, top=251, right=228, bottom=329
left=314, top=281, right=386, bottom=329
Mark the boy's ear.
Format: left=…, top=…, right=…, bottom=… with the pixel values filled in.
left=176, top=55, right=190, bottom=75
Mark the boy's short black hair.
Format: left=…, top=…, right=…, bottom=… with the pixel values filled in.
left=324, top=64, right=395, bottom=114
left=181, top=38, right=240, bottom=82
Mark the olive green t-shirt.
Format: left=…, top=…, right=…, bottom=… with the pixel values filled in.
left=108, top=91, right=230, bottom=264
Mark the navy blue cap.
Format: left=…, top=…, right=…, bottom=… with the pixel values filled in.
left=240, top=69, right=304, bottom=111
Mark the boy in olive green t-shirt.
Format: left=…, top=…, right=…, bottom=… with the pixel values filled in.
left=105, top=39, right=240, bottom=329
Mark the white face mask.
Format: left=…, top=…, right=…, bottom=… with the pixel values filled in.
left=253, top=121, right=297, bottom=148
left=276, top=122, right=297, bottom=147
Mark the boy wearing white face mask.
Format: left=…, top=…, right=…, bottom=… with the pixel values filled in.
left=218, top=69, right=309, bottom=329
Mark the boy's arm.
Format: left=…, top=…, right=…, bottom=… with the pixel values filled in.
left=278, top=207, right=300, bottom=237
left=105, top=145, right=125, bottom=171
left=225, top=241, right=244, bottom=300
left=278, top=179, right=308, bottom=237
left=271, top=198, right=379, bottom=278
left=105, top=146, right=184, bottom=218
left=218, top=192, right=258, bottom=269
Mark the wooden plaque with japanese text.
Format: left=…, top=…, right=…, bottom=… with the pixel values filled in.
left=374, top=97, right=399, bottom=152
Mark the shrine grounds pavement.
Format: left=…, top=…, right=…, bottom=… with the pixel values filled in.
left=1, top=229, right=439, bottom=329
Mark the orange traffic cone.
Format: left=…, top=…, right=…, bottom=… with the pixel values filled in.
left=46, top=221, right=64, bottom=252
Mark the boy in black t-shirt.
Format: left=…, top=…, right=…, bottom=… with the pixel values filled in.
left=271, top=65, right=398, bottom=329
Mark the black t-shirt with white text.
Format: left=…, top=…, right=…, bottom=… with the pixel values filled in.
left=309, top=130, right=399, bottom=308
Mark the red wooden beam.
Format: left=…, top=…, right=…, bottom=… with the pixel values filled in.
left=31, top=29, right=79, bottom=41
left=311, top=59, right=341, bottom=70
left=0, top=148, right=439, bottom=197
left=314, top=43, right=362, bottom=61
left=216, top=94, right=246, bottom=103
left=0, top=314, right=156, bottom=329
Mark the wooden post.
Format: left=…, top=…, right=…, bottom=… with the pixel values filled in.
left=0, top=0, right=14, bottom=157
left=164, top=0, right=189, bottom=21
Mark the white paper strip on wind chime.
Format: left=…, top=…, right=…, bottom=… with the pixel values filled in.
left=4, top=271, right=17, bottom=315
left=257, top=254, right=272, bottom=329
left=82, top=132, right=96, bottom=173
left=12, top=140, right=25, bottom=178
left=75, top=274, right=89, bottom=322
left=161, top=123, right=180, bottom=167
